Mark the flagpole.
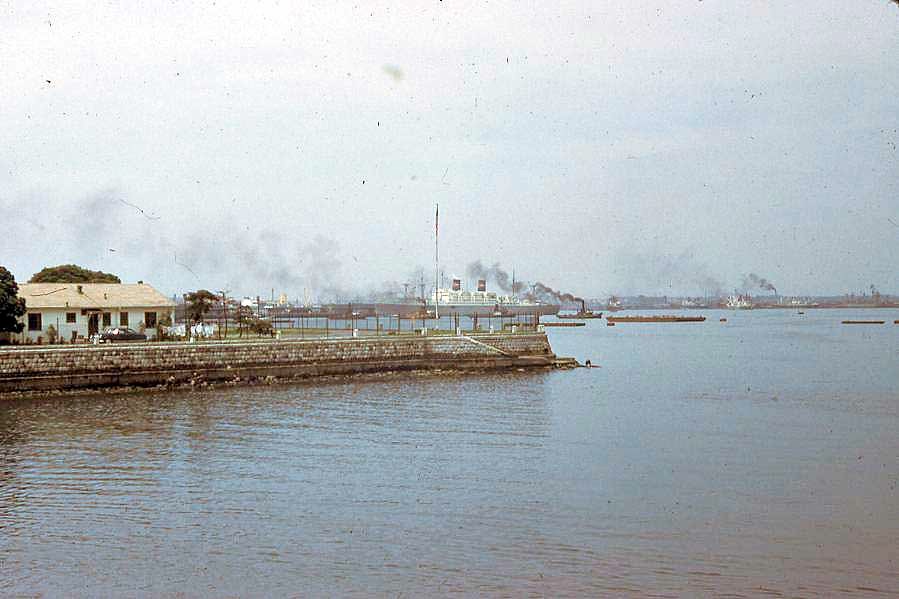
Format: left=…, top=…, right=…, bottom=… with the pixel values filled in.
left=434, top=203, right=439, bottom=322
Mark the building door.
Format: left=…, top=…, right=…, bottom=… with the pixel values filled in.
left=88, top=314, right=99, bottom=336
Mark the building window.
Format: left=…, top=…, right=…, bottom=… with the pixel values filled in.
left=120, top=312, right=129, bottom=326
left=145, top=312, right=157, bottom=328
left=28, top=313, right=42, bottom=331
left=66, top=312, right=76, bottom=324
left=102, top=312, right=111, bottom=327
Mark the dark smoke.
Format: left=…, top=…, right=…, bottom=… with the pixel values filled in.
left=464, top=260, right=521, bottom=292
left=465, top=260, right=488, bottom=281
left=611, top=249, right=725, bottom=297
left=29, top=189, right=346, bottom=297
left=492, top=267, right=512, bottom=292
left=530, top=282, right=584, bottom=305
left=742, top=273, right=777, bottom=295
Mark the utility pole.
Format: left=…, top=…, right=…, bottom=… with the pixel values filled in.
left=218, top=289, right=230, bottom=340
left=434, top=203, right=439, bottom=322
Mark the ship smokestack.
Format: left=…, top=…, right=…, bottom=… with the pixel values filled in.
left=477, top=279, right=486, bottom=292
left=580, top=299, right=586, bottom=314
left=452, top=278, right=461, bottom=291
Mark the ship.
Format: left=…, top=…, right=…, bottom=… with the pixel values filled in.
left=725, top=294, right=753, bottom=309
left=557, top=299, right=603, bottom=319
left=428, top=278, right=559, bottom=317
left=606, top=295, right=623, bottom=312
left=606, top=315, right=706, bottom=323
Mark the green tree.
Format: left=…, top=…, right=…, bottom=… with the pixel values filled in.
left=156, top=314, right=173, bottom=341
left=184, top=289, right=218, bottom=322
left=0, top=266, right=26, bottom=334
left=236, top=304, right=253, bottom=338
left=248, top=316, right=273, bottom=337
left=29, top=264, right=121, bottom=283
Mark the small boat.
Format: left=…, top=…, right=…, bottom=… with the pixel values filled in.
left=557, top=300, right=603, bottom=320
left=606, top=296, right=623, bottom=312
left=606, top=315, right=706, bottom=323
left=841, top=320, right=885, bottom=325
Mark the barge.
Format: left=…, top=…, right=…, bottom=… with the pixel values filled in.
left=606, top=315, right=707, bottom=323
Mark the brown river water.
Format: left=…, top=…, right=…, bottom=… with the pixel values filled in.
left=1, top=309, right=897, bottom=596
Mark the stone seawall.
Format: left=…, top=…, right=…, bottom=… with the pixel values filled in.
left=0, top=333, right=557, bottom=393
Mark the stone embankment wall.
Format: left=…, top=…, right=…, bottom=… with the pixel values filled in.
left=0, top=333, right=556, bottom=393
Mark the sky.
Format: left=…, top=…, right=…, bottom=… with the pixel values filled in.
left=2, top=1, right=898, bottom=300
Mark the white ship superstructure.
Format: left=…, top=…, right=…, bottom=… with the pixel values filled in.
left=432, top=277, right=535, bottom=307
left=726, top=294, right=753, bottom=309
left=431, top=287, right=527, bottom=306
left=427, top=277, right=553, bottom=315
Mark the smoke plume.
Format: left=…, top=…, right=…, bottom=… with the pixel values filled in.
left=530, top=282, right=584, bottom=305
left=464, top=260, right=522, bottom=292
left=6, top=188, right=347, bottom=300
left=610, top=249, right=725, bottom=297
left=742, top=273, right=777, bottom=295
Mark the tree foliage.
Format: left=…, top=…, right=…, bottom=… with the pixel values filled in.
left=29, top=264, right=121, bottom=284
left=0, top=266, right=26, bottom=334
left=185, top=289, right=219, bottom=322
left=248, top=316, right=273, bottom=336
left=236, top=305, right=253, bottom=337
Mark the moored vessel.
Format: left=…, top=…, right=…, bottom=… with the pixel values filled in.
left=725, top=294, right=753, bottom=309
left=429, top=278, right=559, bottom=317
left=606, top=315, right=707, bottom=323
left=606, top=296, right=623, bottom=312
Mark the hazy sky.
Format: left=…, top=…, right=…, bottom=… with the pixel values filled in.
left=2, top=1, right=898, bottom=299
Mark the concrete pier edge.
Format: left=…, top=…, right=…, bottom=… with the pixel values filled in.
left=0, top=333, right=574, bottom=395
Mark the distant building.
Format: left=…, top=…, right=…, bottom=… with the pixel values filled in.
left=17, top=282, right=176, bottom=343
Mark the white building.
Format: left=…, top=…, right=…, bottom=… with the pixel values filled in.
left=17, top=282, right=176, bottom=343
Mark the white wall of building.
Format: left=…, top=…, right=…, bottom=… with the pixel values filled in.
left=19, top=308, right=175, bottom=343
